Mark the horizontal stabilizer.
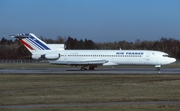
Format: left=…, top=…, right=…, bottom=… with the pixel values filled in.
left=9, top=34, right=29, bottom=38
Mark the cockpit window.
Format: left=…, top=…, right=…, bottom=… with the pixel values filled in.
left=163, top=55, right=169, bottom=57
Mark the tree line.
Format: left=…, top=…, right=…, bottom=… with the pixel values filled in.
left=0, top=36, right=180, bottom=59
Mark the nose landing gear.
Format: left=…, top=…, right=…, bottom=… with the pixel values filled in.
left=155, top=65, right=161, bottom=73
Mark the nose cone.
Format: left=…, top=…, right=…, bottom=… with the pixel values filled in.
left=169, top=58, right=176, bottom=64
left=172, top=58, right=176, bottom=63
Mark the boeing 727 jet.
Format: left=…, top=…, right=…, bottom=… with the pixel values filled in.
left=10, top=33, right=176, bottom=70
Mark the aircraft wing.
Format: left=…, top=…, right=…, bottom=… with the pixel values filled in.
left=49, top=60, right=108, bottom=65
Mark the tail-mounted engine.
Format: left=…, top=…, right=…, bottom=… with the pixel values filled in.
left=32, top=53, right=60, bottom=60
left=41, top=53, right=60, bottom=60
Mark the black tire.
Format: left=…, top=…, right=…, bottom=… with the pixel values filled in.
left=89, top=66, right=95, bottom=70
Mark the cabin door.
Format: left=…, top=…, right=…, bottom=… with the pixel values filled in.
left=64, top=53, right=67, bottom=60
left=146, top=52, right=150, bottom=60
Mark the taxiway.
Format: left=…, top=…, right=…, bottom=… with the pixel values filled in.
left=0, top=68, right=179, bottom=74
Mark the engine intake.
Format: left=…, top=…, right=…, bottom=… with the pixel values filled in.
left=32, top=54, right=41, bottom=59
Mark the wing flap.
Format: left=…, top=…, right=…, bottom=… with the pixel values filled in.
left=50, top=60, right=108, bottom=65
left=85, top=60, right=108, bottom=65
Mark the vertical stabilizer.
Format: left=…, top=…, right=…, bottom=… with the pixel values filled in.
left=11, top=33, right=51, bottom=53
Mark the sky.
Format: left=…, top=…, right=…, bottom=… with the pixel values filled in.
left=0, top=0, right=180, bottom=42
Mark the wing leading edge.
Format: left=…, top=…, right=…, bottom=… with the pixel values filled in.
left=49, top=60, right=108, bottom=65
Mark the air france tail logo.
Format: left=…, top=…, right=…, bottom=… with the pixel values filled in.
left=20, top=33, right=50, bottom=50
left=32, top=37, right=37, bottom=41
left=20, top=39, right=34, bottom=50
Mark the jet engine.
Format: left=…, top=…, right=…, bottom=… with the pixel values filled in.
left=41, top=53, right=60, bottom=60
left=31, top=53, right=60, bottom=60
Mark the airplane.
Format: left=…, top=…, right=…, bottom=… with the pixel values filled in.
left=10, top=33, right=176, bottom=71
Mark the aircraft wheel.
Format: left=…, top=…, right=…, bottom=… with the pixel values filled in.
left=89, top=66, right=95, bottom=70
left=156, top=67, right=160, bottom=71
left=81, top=66, right=87, bottom=70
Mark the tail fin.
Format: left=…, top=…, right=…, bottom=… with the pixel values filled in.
left=11, top=33, right=51, bottom=53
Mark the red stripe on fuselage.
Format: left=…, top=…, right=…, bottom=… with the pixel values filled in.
left=20, top=39, right=34, bottom=50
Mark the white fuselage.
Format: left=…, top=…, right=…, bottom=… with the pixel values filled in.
left=11, top=33, right=176, bottom=70
left=48, top=50, right=176, bottom=66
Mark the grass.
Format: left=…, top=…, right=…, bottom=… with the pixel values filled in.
left=0, top=74, right=180, bottom=105
left=1, top=105, right=180, bottom=111
left=0, top=62, right=180, bottom=110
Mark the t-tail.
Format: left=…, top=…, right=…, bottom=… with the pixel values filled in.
left=10, top=33, right=51, bottom=54
left=10, top=33, right=64, bottom=60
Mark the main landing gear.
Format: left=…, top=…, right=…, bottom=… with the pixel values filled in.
left=81, top=66, right=87, bottom=70
left=80, top=66, right=96, bottom=70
